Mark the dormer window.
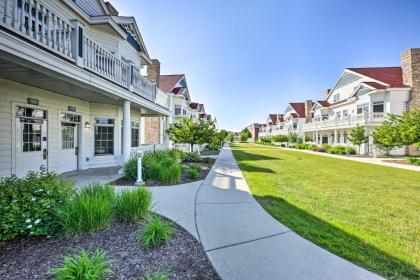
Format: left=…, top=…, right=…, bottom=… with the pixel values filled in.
left=333, top=94, right=340, bottom=102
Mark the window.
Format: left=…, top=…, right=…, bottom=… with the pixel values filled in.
left=121, top=121, right=140, bottom=148
left=293, top=123, right=297, bottom=129
left=94, top=118, right=114, bottom=155
left=343, top=110, right=348, bottom=117
left=175, top=105, right=181, bottom=115
left=337, top=132, right=341, bottom=143
left=16, top=106, right=47, bottom=119
left=333, top=94, right=340, bottom=102
left=322, top=114, right=329, bottom=120
left=62, top=126, right=75, bottom=149
left=61, top=113, right=80, bottom=123
left=182, top=109, right=187, bottom=115
left=357, top=103, right=369, bottom=114
left=373, top=101, right=384, bottom=113
left=336, top=111, right=341, bottom=119
left=23, top=123, right=42, bottom=152
left=343, top=131, right=348, bottom=143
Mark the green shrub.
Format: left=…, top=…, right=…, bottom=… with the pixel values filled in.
left=186, top=165, right=200, bottom=179
left=322, top=144, right=331, bottom=150
left=115, top=187, right=152, bottom=221
left=167, top=149, right=185, bottom=162
left=56, top=184, right=115, bottom=234
left=328, top=146, right=346, bottom=155
left=181, top=152, right=202, bottom=162
left=139, top=271, right=170, bottom=280
left=345, top=146, right=357, bottom=155
left=158, top=158, right=182, bottom=183
left=140, top=216, right=174, bottom=248
left=50, top=249, right=113, bottom=280
left=0, top=168, right=75, bottom=242
left=202, top=157, right=213, bottom=164
left=259, top=136, right=272, bottom=144
left=123, top=157, right=138, bottom=181
left=407, top=157, right=419, bottom=165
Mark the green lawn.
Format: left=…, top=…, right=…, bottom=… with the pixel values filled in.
left=231, top=143, right=420, bottom=279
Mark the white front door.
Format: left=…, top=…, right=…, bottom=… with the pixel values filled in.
left=60, top=124, right=78, bottom=173
left=15, top=119, right=48, bottom=177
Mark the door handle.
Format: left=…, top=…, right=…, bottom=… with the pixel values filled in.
left=43, top=149, right=48, bottom=160
left=75, top=147, right=79, bottom=156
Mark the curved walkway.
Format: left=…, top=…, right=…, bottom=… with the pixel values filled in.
left=150, top=146, right=384, bottom=280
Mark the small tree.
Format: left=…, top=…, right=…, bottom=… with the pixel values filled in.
left=372, top=115, right=403, bottom=155
left=398, top=111, right=420, bottom=147
left=305, top=135, right=313, bottom=142
left=166, top=117, right=216, bottom=152
left=347, top=125, right=369, bottom=155
left=227, top=132, right=234, bottom=143
left=209, top=129, right=228, bottom=150
left=272, top=134, right=288, bottom=143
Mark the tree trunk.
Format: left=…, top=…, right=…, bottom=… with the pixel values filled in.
left=190, top=143, right=194, bottom=153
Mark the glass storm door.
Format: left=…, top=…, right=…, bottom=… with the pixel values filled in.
left=60, top=123, right=78, bottom=173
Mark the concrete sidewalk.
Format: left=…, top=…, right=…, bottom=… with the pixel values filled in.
left=150, top=146, right=384, bottom=280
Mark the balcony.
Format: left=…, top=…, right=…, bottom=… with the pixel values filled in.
left=0, top=0, right=158, bottom=104
left=303, top=113, right=385, bottom=131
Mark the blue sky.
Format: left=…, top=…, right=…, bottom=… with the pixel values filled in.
left=112, top=0, right=420, bottom=131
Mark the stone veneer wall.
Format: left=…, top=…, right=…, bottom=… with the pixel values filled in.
left=144, top=117, right=161, bottom=144
left=401, top=48, right=420, bottom=155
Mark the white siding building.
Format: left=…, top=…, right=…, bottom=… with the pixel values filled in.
left=0, top=0, right=172, bottom=177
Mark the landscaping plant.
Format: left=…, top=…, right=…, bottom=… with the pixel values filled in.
left=407, top=157, right=420, bottom=165
left=345, top=146, right=356, bottom=155
left=140, top=216, right=174, bottom=248
left=56, top=184, right=116, bottom=234
left=139, top=271, right=170, bottom=280
left=186, top=164, right=202, bottom=179
left=347, top=125, right=369, bottom=154
left=50, top=249, right=113, bottom=280
left=123, top=157, right=138, bottom=181
left=181, top=152, right=202, bottom=162
left=115, top=187, right=152, bottom=221
left=0, top=168, right=75, bottom=242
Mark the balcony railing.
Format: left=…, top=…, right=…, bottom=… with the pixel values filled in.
left=1, top=0, right=74, bottom=61
left=303, top=112, right=385, bottom=131
left=0, top=0, right=158, bottom=104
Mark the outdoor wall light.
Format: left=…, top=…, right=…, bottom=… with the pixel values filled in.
left=85, top=121, right=91, bottom=129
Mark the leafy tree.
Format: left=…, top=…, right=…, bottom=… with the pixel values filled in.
left=288, top=133, right=299, bottom=143
left=241, top=128, right=252, bottom=138
left=272, top=134, right=288, bottom=143
left=305, top=136, right=313, bottom=142
left=240, top=132, right=249, bottom=142
left=227, top=132, right=234, bottom=143
left=398, top=111, right=420, bottom=147
left=347, top=125, right=369, bottom=154
left=372, top=115, right=403, bottom=155
left=209, top=129, right=228, bottom=150
left=166, top=117, right=216, bottom=152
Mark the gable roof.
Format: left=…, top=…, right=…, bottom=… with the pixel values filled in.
left=289, top=103, right=306, bottom=118
left=159, top=74, right=184, bottom=92
left=346, top=67, right=407, bottom=88
left=318, top=101, right=330, bottom=107
left=361, top=81, right=387, bottom=89
left=189, top=102, right=199, bottom=109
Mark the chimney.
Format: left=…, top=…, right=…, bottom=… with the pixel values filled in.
left=305, top=100, right=313, bottom=122
left=324, top=89, right=331, bottom=99
left=401, top=48, right=420, bottom=111
left=105, top=2, right=119, bottom=16
left=147, top=59, right=161, bottom=88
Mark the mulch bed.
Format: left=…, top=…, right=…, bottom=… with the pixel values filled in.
left=0, top=217, right=220, bottom=280
left=112, top=159, right=215, bottom=187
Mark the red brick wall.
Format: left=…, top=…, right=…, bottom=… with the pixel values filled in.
left=144, top=117, right=161, bottom=144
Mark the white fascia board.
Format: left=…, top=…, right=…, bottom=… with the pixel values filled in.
left=345, top=69, right=390, bottom=87
left=112, top=16, right=150, bottom=58
left=90, top=16, right=127, bottom=39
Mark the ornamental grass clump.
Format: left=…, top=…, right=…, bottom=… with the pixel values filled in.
left=56, top=184, right=116, bottom=234
left=115, top=187, right=152, bottom=221
left=186, top=164, right=202, bottom=179
left=50, top=249, right=113, bottom=280
left=0, top=168, right=75, bottom=242
left=139, top=216, right=174, bottom=248
left=139, top=271, right=170, bottom=280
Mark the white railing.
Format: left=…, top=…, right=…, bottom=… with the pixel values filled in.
left=0, top=0, right=74, bottom=61
left=83, top=36, right=129, bottom=88
left=303, top=113, right=385, bottom=131
left=132, top=68, right=155, bottom=102
left=155, top=87, right=170, bottom=109
left=0, top=0, right=160, bottom=106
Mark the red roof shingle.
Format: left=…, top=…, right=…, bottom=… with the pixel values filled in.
left=159, top=74, right=184, bottom=92
left=362, top=82, right=387, bottom=89
left=347, top=67, right=407, bottom=88
left=289, top=103, right=306, bottom=117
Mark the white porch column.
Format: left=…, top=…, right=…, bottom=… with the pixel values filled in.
left=122, top=100, right=131, bottom=163
left=159, top=117, right=164, bottom=145
left=334, top=129, right=338, bottom=145
left=315, top=130, right=319, bottom=145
